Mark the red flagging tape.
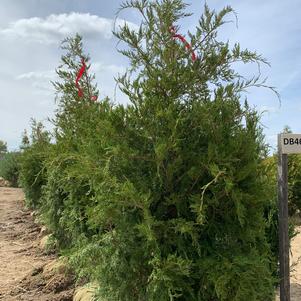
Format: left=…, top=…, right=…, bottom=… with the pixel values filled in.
left=75, top=58, right=86, bottom=97
left=169, top=26, right=197, bottom=62
left=75, top=58, right=97, bottom=101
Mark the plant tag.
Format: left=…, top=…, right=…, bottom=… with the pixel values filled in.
left=279, top=134, right=301, bottom=154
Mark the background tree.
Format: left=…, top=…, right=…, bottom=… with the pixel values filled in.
left=19, top=120, right=51, bottom=208
left=20, top=130, right=30, bottom=150
left=0, top=139, right=19, bottom=186
left=0, top=152, right=20, bottom=187
left=0, top=140, right=7, bottom=159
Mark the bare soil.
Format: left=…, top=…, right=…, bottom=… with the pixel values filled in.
left=287, top=225, right=301, bottom=300
left=0, top=187, right=74, bottom=301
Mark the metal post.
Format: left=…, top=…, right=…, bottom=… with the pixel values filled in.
left=278, top=134, right=290, bottom=301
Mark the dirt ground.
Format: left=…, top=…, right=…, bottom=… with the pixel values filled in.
left=290, top=226, right=301, bottom=300
left=276, top=226, right=301, bottom=301
left=274, top=225, right=301, bottom=301
left=0, top=187, right=74, bottom=301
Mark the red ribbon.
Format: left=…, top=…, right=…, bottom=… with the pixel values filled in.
left=75, top=58, right=86, bottom=97
left=75, top=58, right=98, bottom=101
left=169, top=26, right=196, bottom=62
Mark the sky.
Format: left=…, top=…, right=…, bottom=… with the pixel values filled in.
left=0, top=0, right=300, bottom=153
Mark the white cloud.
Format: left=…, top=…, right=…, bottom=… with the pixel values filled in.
left=91, top=62, right=125, bottom=75
left=16, top=70, right=56, bottom=81
left=0, top=13, right=137, bottom=44
left=16, top=70, right=57, bottom=94
left=15, top=61, right=126, bottom=97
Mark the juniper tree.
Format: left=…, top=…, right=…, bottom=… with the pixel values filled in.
left=20, top=130, right=30, bottom=150
left=18, top=2, right=278, bottom=300
left=18, top=120, right=51, bottom=208
left=53, top=34, right=99, bottom=145
left=81, top=1, right=277, bottom=300
left=38, top=34, right=119, bottom=246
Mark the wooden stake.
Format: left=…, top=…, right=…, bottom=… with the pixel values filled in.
left=278, top=134, right=290, bottom=301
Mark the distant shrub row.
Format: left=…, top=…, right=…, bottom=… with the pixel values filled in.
left=0, top=152, right=20, bottom=187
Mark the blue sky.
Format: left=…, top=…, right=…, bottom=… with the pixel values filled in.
left=0, top=0, right=300, bottom=153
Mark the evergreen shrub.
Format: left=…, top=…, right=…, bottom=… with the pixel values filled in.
left=19, top=121, right=51, bottom=208
left=18, top=1, right=282, bottom=300
left=0, top=151, right=20, bottom=187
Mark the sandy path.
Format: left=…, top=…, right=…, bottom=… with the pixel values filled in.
left=0, top=187, right=44, bottom=297
left=0, top=187, right=74, bottom=300
left=275, top=226, right=301, bottom=301
left=288, top=226, right=301, bottom=300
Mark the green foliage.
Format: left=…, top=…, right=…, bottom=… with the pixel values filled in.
left=287, top=155, right=301, bottom=215
left=0, top=139, right=7, bottom=159
left=18, top=120, right=51, bottom=208
left=18, top=1, right=280, bottom=300
left=44, top=234, right=58, bottom=254
left=87, top=1, right=274, bottom=300
left=263, top=151, right=301, bottom=216
left=262, top=153, right=298, bottom=282
left=0, top=151, right=20, bottom=187
left=38, top=34, right=108, bottom=248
